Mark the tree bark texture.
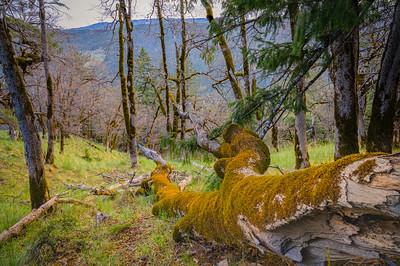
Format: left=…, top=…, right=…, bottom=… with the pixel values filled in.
left=289, top=1, right=310, bottom=169
left=331, top=29, right=359, bottom=160
left=120, top=0, right=138, bottom=167
left=0, top=15, right=50, bottom=209
left=240, top=14, right=250, bottom=96
left=367, top=0, right=400, bottom=153
left=147, top=125, right=400, bottom=265
left=200, top=0, right=242, bottom=100
left=179, top=0, right=187, bottom=140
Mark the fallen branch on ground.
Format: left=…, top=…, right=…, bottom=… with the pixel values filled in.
left=0, top=196, right=59, bottom=245
left=0, top=195, right=102, bottom=245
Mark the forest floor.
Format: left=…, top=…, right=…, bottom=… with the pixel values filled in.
left=0, top=131, right=335, bottom=266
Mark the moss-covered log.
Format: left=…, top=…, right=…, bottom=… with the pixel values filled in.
left=148, top=125, right=400, bottom=264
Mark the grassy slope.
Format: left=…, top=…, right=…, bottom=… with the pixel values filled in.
left=0, top=132, right=203, bottom=265
left=0, top=131, right=336, bottom=265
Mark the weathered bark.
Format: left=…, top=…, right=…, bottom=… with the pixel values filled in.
left=0, top=15, right=50, bottom=209
left=117, top=3, right=136, bottom=166
left=175, top=104, right=220, bottom=156
left=330, top=13, right=359, bottom=160
left=38, top=0, right=55, bottom=165
left=120, top=0, right=138, bottom=167
left=289, top=2, right=310, bottom=169
left=179, top=0, right=187, bottom=140
left=172, top=42, right=181, bottom=137
left=155, top=0, right=171, bottom=132
left=271, top=125, right=279, bottom=152
left=357, top=80, right=367, bottom=147
left=59, top=126, right=64, bottom=154
left=148, top=125, right=400, bottom=265
left=240, top=14, right=250, bottom=96
left=200, top=0, right=243, bottom=100
left=367, top=0, right=400, bottom=153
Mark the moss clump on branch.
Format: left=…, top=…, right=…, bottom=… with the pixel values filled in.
left=150, top=124, right=380, bottom=249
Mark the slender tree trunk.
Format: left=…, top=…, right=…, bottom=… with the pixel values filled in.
left=366, top=0, right=400, bottom=153
left=330, top=2, right=359, bottom=160
left=172, top=42, right=181, bottom=137
left=38, top=0, right=55, bottom=165
left=201, top=0, right=242, bottom=100
left=117, top=3, right=132, bottom=161
left=59, top=126, right=64, bottom=154
left=0, top=14, right=50, bottom=209
left=240, top=14, right=250, bottom=96
left=179, top=0, right=187, bottom=140
left=271, top=125, right=279, bottom=152
left=357, top=83, right=367, bottom=147
left=289, top=2, right=310, bottom=169
left=156, top=0, right=171, bottom=132
left=121, top=0, right=138, bottom=167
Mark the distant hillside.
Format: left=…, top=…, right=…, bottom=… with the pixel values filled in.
left=61, top=18, right=228, bottom=92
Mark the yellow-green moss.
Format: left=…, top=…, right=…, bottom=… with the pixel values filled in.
left=353, top=159, right=378, bottom=181
left=150, top=125, right=381, bottom=249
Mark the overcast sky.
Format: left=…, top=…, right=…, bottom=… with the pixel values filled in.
left=59, top=0, right=222, bottom=29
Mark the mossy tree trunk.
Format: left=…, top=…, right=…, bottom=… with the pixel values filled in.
left=156, top=0, right=171, bottom=133
left=240, top=14, right=250, bottom=96
left=144, top=124, right=400, bottom=265
left=39, top=0, right=55, bottom=165
left=200, top=0, right=243, bottom=100
left=366, top=0, right=400, bottom=153
left=172, top=42, right=182, bottom=138
left=117, top=3, right=134, bottom=165
left=179, top=0, right=187, bottom=140
left=0, top=14, right=50, bottom=209
left=289, top=1, right=310, bottom=169
left=330, top=4, right=359, bottom=160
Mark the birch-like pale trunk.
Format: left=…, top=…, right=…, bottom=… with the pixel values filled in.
left=289, top=1, right=310, bottom=169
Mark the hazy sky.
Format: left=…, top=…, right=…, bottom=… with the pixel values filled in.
left=59, top=0, right=222, bottom=29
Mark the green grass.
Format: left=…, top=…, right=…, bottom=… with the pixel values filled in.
left=0, top=130, right=342, bottom=265
left=0, top=131, right=202, bottom=266
left=269, top=142, right=334, bottom=172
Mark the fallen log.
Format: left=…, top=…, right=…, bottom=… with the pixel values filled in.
left=0, top=195, right=59, bottom=245
left=0, top=196, right=100, bottom=245
left=146, top=125, right=400, bottom=264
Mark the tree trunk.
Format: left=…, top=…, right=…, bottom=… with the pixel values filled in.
left=146, top=125, right=400, bottom=265
left=271, top=125, right=278, bottom=152
left=121, top=0, right=138, bottom=168
left=366, top=0, right=400, bottom=153
left=357, top=85, right=367, bottom=147
left=156, top=0, right=171, bottom=132
left=172, top=42, right=181, bottom=137
left=59, top=126, right=64, bottom=154
left=179, top=0, right=187, bottom=140
left=240, top=14, right=250, bottom=96
left=38, top=0, right=55, bottom=165
left=330, top=25, right=359, bottom=160
left=117, top=3, right=135, bottom=166
left=200, top=0, right=242, bottom=100
left=289, top=1, right=310, bottom=169
left=0, top=14, right=50, bottom=209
